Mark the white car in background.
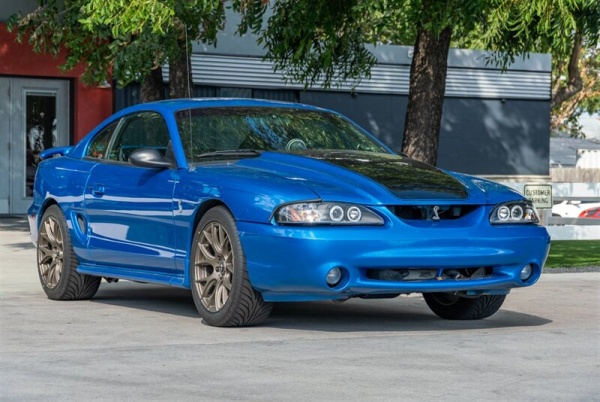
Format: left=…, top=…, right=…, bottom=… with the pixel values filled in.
left=552, top=200, right=600, bottom=217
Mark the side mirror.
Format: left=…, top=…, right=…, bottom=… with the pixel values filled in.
left=129, top=148, right=174, bottom=169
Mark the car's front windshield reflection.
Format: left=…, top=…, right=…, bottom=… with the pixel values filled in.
left=175, top=107, right=388, bottom=163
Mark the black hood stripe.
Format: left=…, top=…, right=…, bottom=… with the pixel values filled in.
left=302, top=151, right=468, bottom=200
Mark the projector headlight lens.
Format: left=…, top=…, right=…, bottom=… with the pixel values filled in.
left=490, top=201, right=539, bottom=224
left=275, top=202, right=383, bottom=225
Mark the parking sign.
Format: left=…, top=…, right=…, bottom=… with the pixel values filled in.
left=523, top=184, right=553, bottom=209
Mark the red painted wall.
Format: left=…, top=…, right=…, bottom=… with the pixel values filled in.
left=0, top=23, right=113, bottom=142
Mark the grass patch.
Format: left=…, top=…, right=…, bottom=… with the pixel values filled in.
left=545, top=240, right=600, bottom=268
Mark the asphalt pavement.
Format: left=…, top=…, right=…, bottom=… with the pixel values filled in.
left=1, top=216, right=599, bottom=401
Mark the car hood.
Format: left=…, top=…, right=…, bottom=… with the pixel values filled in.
left=300, top=150, right=467, bottom=200
left=229, top=151, right=521, bottom=205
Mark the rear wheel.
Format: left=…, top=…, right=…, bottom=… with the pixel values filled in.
left=190, top=206, right=272, bottom=327
left=37, top=205, right=101, bottom=300
left=423, top=292, right=506, bottom=320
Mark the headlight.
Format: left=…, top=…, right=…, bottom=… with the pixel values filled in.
left=490, top=201, right=539, bottom=224
left=275, top=202, right=384, bottom=225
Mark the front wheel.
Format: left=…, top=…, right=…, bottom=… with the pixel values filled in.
left=37, top=205, right=101, bottom=300
left=190, top=206, right=272, bottom=327
left=423, top=292, right=506, bottom=320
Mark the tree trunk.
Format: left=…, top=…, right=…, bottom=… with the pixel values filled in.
left=401, top=26, right=452, bottom=166
left=551, top=29, right=583, bottom=108
left=169, top=36, right=193, bottom=99
left=140, top=67, right=165, bottom=103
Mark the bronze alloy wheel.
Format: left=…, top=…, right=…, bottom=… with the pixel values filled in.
left=189, top=206, right=272, bottom=327
left=38, top=215, right=64, bottom=289
left=36, top=205, right=101, bottom=300
left=194, top=221, right=234, bottom=312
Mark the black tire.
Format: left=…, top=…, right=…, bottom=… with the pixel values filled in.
left=190, top=206, right=272, bottom=327
left=37, top=205, right=101, bottom=300
left=423, top=292, right=506, bottom=320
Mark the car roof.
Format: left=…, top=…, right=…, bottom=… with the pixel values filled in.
left=119, top=98, right=328, bottom=115
left=66, top=97, right=375, bottom=162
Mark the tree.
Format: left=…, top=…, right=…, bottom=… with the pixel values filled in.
left=473, top=0, right=600, bottom=138
left=11, top=0, right=597, bottom=153
left=238, top=0, right=490, bottom=165
left=549, top=2, right=599, bottom=137
left=240, top=0, right=600, bottom=164
left=8, top=0, right=226, bottom=101
left=551, top=46, right=600, bottom=137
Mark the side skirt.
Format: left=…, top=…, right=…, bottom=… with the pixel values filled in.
left=77, top=264, right=187, bottom=288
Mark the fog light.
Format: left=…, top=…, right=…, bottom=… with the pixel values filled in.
left=520, top=264, right=533, bottom=281
left=326, top=267, right=343, bottom=287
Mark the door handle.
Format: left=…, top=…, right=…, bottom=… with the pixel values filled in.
left=90, top=184, right=105, bottom=197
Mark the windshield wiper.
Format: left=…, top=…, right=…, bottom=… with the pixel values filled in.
left=195, top=149, right=262, bottom=159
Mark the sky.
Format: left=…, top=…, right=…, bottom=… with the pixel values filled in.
left=580, top=113, right=600, bottom=139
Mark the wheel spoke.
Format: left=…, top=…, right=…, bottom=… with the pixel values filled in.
left=47, top=261, right=57, bottom=287
left=196, top=268, right=219, bottom=287
left=38, top=244, right=53, bottom=259
left=222, top=272, right=232, bottom=290
left=215, top=283, right=229, bottom=310
left=55, top=226, right=63, bottom=249
left=201, top=287, right=217, bottom=310
left=45, top=219, right=58, bottom=246
left=38, top=215, right=65, bottom=289
left=197, top=242, right=216, bottom=262
left=38, top=248, right=54, bottom=267
left=219, top=226, right=229, bottom=253
left=224, top=248, right=233, bottom=266
left=39, top=263, right=49, bottom=277
left=202, top=226, right=217, bottom=251
left=52, top=260, right=62, bottom=286
left=211, top=224, right=224, bottom=254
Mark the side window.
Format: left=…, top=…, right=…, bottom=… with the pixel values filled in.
left=107, top=112, right=171, bottom=162
left=86, top=121, right=119, bottom=159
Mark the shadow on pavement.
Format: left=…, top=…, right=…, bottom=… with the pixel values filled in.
left=0, top=216, right=29, bottom=232
left=90, top=280, right=552, bottom=332
left=267, top=300, right=552, bottom=332
left=93, top=282, right=198, bottom=318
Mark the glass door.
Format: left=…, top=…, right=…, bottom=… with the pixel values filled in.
left=0, top=78, right=70, bottom=214
left=25, top=91, right=58, bottom=197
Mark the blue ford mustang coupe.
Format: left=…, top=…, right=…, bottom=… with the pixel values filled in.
left=29, top=99, right=550, bottom=327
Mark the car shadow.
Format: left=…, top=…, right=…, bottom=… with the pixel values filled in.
left=92, top=282, right=199, bottom=318
left=4, top=242, right=35, bottom=251
left=91, top=281, right=552, bottom=332
left=267, top=299, right=552, bottom=332
left=0, top=216, right=29, bottom=232
left=1, top=216, right=34, bottom=251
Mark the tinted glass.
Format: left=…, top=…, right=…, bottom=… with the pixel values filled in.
left=86, top=121, right=119, bottom=159
left=108, top=112, right=171, bottom=162
left=175, top=107, right=388, bottom=163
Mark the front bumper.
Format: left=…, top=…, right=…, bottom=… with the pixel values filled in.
left=237, top=219, right=550, bottom=302
left=28, top=213, right=38, bottom=247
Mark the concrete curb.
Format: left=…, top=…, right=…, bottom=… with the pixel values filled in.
left=543, top=266, right=600, bottom=273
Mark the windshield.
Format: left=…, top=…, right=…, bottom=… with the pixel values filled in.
left=174, top=107, right=388, bottom=163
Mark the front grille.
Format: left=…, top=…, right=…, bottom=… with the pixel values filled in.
left=388, top=205, right=478, bottom=221
left=365, top=267, right=494, bottom=282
